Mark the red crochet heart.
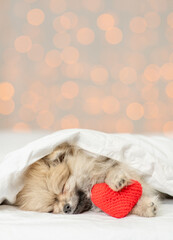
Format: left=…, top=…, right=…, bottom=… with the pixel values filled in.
left=91, top=181, right=142, bottom=218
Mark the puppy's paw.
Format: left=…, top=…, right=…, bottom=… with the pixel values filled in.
left=131, top=196, right=159, bottom=217
left=105, top=169, right=131, bottom=191
left=144, top=201, right=158, bottom=217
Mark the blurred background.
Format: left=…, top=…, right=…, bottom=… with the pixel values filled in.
left=0, top=0, right=173, bottom=134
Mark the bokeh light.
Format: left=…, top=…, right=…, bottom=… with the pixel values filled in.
left=90, top=66, right=108, bottom=85
left=61, top=46, right=79, bottom=64
left=0, top=82, right=14, bottom=101
left=167, top=12, right=173, bottom=28
left=13, top=122, right=30, bottom=132
left=115, top=118, right=134, bottom=133
left=0, top=99, right=15, bottom=115
left=141, top=84, right=159, bottom=101
left=143, top=64, right=160, bottom=82
left=53, top=32, right=71, bottom=49
left=163, top=121, right=173, bottom=134
left=61, top=114, right=79, bottom=129
left=84, top=97, right=101, bottom=115
left=14, top=36, right=32, bottom=53
left=165, top=82, right=173, bottom=98
left=50, top=0, right=66, bottom=14
left=60, top=12, right=78, bottom=29
left=45, top=50, right=62, bottom=68
left=62, top=62, right=84, bottom=79
left=27, top=9, right=45, bottom=26
left=102, top=96, right=120, bottom=114
left=97, top=14, right=115, bottom=31
left=126, top=102, right=144, bottom=120
left=130, top=17, right=147, bottom=33
left=36, top=110, right=54, bottom=129
left=119, top=67, right=137, bottom=84
left=61, top=81, right=79, bottom=99
left=53, top=17, right=66, bottom=32
left=105, top=27, right=123, bottom=44
left=160, top=63, right=173, bottom=80
left=144, top=12, right=161, bottom=29
left=27, top=44, right=44, bottom=61
left=77, top=28, right=95, bottom=45
left=19, top=106, right=35, bottom=122
left=1, top=1, right=173, bottom=134
left=82, top=0, right=103, bottom=12
left=144, top=102, right=159, bottom=119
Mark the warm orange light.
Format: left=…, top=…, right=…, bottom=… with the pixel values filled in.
left=126, top=52, right=146, bottom=70
left=130, top=17, right=147, bottom=33
left=61, top=46, right=79, bottom=64
left=53, top=32, right=71, bottom=49
left=126, top=102, right=144, bottom=120
left=148, top=0, right=167, bottom=12
left=0, top=99, right=15, bottom=115
left=102, top=96, right=120, bottom=114
left=27, top=44, right=44, bottom=61
left=142, top=84, right=159, bottom=101
left=24, top=0, right=37, bottom=2
left=60, top=12, right=78, bottom=29
left=111, top=82, right=130, bottom=99
left=0, top=82, right=14, bottom=101
left=163, top=121, right=173, bottom=134
left=36, top=110, right=54, bottom=129
left=61, top=115, right=79, bottom=129
left=19, top=106, right=35, bottom=122
left=90, top=66, right=108, bottom=85
left=53, top=17, right=65, bottom=32
left=165, top=82, right=173, bottom=98
left=13, top=122, right=30, bottom=132
left=21, top=91, right=39, bottom=112
left=49, top=0, right=66, bottom=14
left=115, top=118, right=134, bottom=133
left=143, top=64, right=160, bottom=82
left=63, top=63, right=84, bottom=79
left=144, top=102, right=159, bottom=119
left=161, top=63, right=173, bottom=80
left=45, top=50, right=62, bottom=68
left=144, top=12, right=161, bottom=29
left=167, top=12, right=173, bottom=28
left=15, top=36, right=32, bottom=53
left=84, top=97, right=101, bottom=115
left=97, top=14, right=115, bottom=31
left=82, top=0, right=103, bottom=12
left=27, top=9, right=45, bottom=26
left=77, top=28, right=95, bottom=45
left=119, top=67, right=137, bottom=84
left=105, top=27, right=123, bottom=44
left=61, top=81, right=79, bottom=99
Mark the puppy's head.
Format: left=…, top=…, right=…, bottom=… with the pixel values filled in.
left=16, top=142, right=92, bottom=214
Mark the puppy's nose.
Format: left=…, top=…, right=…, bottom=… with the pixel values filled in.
left=63, top=204, right=71, bottom=214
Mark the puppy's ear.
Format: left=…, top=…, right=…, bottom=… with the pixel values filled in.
left=43, top=142, right=75, bottom=167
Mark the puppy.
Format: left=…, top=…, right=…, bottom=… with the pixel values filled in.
left=15, top=142, right=159, bottom=217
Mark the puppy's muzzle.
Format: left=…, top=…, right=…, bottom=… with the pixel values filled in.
left=73, top=190, right=92, bottom=214
left=63, top=204, right=71, bottom=214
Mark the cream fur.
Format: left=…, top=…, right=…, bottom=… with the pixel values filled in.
left=15, top=142, right=159, bottom=217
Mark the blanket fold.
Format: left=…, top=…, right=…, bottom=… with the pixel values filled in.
left=1, top=129, right=173, bottom=204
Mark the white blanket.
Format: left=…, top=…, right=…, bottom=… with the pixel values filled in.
left=1, top=129, right=173, bottom=204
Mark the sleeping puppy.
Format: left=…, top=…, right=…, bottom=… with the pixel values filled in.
left=15, top=142, right=159, bottom=217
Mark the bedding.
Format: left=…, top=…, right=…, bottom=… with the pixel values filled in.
left=0, top=129, right=173, bottom=240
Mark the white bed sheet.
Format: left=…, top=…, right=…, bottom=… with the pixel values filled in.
left=0, top=200, right=173, bottom=240
left=0, top=131, right=173, bottom=240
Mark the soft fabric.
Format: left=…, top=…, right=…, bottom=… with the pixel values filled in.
left=91, top=181, right=142, bottom=218
left=1, top=129, right=173, bottom=204
left=1, top=200, right=173, bottom=240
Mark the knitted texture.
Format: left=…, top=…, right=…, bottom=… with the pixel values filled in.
left=91, top=180, right=142, bottom=218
